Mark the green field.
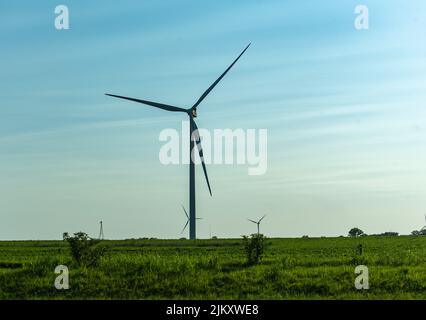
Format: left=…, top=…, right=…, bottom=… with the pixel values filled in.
left=0, top=236, right=425, bottom=299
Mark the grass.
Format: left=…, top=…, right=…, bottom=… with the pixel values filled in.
left=0, top=236, right=425, bottom=299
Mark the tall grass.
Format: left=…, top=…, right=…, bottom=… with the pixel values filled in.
left=0, top=236, right=425, bottom=299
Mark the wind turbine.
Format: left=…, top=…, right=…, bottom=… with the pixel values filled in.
left=98, top=220, right=104, bottom=240
left=248, top=215, right=266, bottom=234
left=181, top=205, right=202, bottom=235
left=421, top=214, right=426, bottom=231
left=106, top=43, right=251, bottom=240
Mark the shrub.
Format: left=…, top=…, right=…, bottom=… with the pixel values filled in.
left=380, top=232, right=399, bottom=237
left=63, top=232, right=107, bottom=267
left=348, top=228, right=365, bottom=237
left=242, top=234, right=266, bottom=265
left=411, top=230, right=426, bottom=236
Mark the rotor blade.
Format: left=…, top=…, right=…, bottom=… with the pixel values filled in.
left=182, top=205, right=189, bottom=219
left=181, top=220, right=189, bottom=234
left=248, top=219, right=257, bottom=224
left=259, top=215, right=266, bottom=223
left=190, top=118, right=212, bottom=196
left=192, top=43, right=251, bottom=109
left=105, top=94, right=187, bottom=113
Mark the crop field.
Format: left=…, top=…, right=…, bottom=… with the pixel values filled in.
left=0, top=236, right=425, bottom=299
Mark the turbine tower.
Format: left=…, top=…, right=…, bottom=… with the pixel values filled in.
left=106, top=44, right=250, bottom=240
left=98, top=220, right=104, bottom=240
left=248, top=215, right=266, bottom=234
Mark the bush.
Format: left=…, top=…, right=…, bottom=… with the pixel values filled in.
left=411, top=230, right=426, bottom=236
left=63, top=232, right=107, bottom=267
left=242, top=234, right=266, bottom=265
left=348, top=228, right=365, bottom=237
left=380, top=232, right=399, bottom=237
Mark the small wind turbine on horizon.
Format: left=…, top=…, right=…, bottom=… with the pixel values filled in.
left=181, top=205, right=202, bottom=235
left=106, top=43, right=251, bottom=240
left=421, top=214, right=426, bottom=231
left=248, top=215, right=266, bottom=234
left=98, top=220, right=104, bottom=240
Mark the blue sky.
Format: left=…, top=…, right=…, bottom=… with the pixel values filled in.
left=1, top=1, right=425, bottom=239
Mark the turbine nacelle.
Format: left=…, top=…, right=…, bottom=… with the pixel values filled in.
left=191, top=107, right=198, bottom=118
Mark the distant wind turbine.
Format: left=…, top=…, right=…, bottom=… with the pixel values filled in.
left=248, top=215, right=266, bottom=234
left=181, top=205, right=202, bottom=235
left=98, top=220, right=104, bottom=240
left=106, top=43, right=251, bottom=240
left=421, top=214, right=426, bottom=231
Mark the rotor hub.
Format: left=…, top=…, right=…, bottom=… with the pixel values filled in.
left=192, top=108, right=198, bottom=118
